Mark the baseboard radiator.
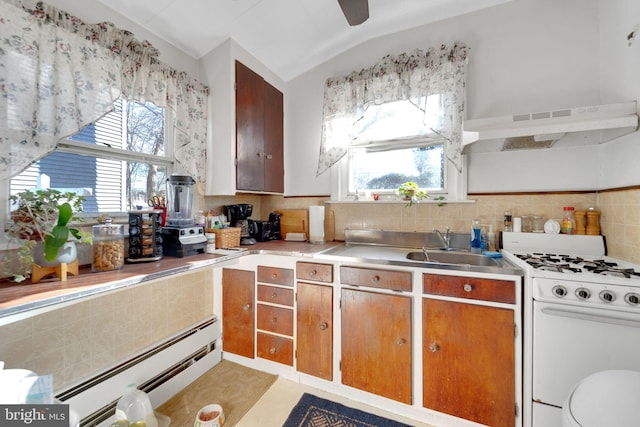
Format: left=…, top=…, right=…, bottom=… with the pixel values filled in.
left=56, top=316, right=222, bottom=427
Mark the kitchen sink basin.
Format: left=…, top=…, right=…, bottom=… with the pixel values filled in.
left=406, top=251, right=499, bottom=266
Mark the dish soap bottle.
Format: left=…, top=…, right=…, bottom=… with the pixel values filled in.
left=471, top=219, right=482, bottom=254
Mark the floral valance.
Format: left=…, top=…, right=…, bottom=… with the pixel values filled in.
left=0, top=0, right=209, bottom=183
left=316, top=42, right=469, bottom=176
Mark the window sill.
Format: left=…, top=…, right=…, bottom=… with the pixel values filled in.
left=326, top=199, right=476, bottom=205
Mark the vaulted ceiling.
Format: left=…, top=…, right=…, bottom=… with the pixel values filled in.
left=97, top=0, right=511, bottom=81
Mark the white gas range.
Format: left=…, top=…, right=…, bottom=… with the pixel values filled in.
left=501, top=232, right=640, bottom=427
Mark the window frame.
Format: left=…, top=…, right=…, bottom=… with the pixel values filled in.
left=332, top=148, right=467, bottom=202
left=5, top=99, right=175, bottom=220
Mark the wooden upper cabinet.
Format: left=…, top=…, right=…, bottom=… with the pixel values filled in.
left=235, top=61, right=284, bottom=193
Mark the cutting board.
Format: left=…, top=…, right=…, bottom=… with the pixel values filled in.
left=277, top=209, right=308, bottom=239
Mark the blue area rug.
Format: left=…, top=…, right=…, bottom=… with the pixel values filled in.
left=282, top=393, right=413, bottom=427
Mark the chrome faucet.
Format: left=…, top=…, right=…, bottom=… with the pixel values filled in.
left=432, top=227, right=451, bottom=250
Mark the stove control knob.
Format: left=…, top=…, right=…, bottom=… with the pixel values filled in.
left=625, top=292, right=640, bottom=306
left=575, top=287, right=591, bottom=300
left=552, top=285, right=568, bottom=297
left=599, top=290, right=616, bottom=303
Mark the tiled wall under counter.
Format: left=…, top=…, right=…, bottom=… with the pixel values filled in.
left=0, top=268, right=213, bottom=391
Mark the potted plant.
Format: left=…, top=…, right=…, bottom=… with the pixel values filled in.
left=397, top=182, right=428, bottom=207
left=4, top=189, right=92, bottom=282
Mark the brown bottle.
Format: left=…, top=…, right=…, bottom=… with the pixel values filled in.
left=586, top=208, right=600, bottom=235
left=574, top=210, right=586, bottom=235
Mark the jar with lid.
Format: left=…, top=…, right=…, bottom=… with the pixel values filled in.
left=561, top=207, right=576, bottom=234
left=93, top=218, right=125, bottom=272
left=503, top=211, right=513, bottom=232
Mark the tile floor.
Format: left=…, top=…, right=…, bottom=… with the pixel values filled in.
left=236, top=377, right=435, bottom=427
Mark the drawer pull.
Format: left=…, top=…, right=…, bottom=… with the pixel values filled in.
left=428, top=342, right=440, bottom=353
left=271, top=292, right=278, bottom=299
left=269, top=347, right=276, bottom=354
left=463, top=284, right=473, bottom=292
left=371, top=275, right=380, bottom=283
left=270, top=317, right=277, bottom=323
left=243, top=304, right=251, bottom=311
left=309, top=269, right=317, bottom=277
left=319, top=322, right=328, bottom=330
left=271, top=273, right=278, bottom=280
left=396, top=338, right=406, bottom=346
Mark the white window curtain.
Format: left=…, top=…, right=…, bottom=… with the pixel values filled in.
left=0, top=0, right=209, bottom=183
left=316, top=42, right=469, bottom=176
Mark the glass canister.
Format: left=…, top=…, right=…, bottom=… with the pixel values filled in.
left=92, top=218, right=125, bottom=272
left=532, top=215, right=545, bottom=233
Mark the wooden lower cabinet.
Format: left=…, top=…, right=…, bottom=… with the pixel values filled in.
left=341, top=288, right=412, bottom=404
left=222, top=268, right=255, bottom=358
left=257, top=332, right=293, bottom=365
left=422, top=298, right=515, bottom=426
left=296, top=281, right=333, bottom=380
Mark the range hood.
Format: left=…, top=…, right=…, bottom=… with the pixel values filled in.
left=462, top=101, right=639, bottom=153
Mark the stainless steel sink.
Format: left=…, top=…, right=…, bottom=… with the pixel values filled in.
left=406, top=251, right=499, bottom=266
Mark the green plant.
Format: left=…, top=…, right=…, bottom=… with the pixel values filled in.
left=4, top=189, right=92, bottom=282
left=397, top=182, right=428, bottom=207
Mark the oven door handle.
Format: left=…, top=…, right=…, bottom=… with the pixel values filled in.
left=541, top=307, right=640, bottom=328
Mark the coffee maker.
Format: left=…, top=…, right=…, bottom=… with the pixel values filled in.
left=161, top=175, right=207, bottom=257
left=225, top=204, right=257, bottom=245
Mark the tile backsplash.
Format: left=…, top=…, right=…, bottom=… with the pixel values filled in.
left=236, top=188, right=640, bottom=264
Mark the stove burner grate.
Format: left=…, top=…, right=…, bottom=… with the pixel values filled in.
left=514, top=253, right=640, bottom=278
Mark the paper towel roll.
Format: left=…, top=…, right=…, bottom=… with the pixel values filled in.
left=309, top=206, right=325, bottom=243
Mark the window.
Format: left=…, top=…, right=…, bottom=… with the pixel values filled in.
left=10, top=99, right=172, bottom=214
left=341, top=97, right=450, bottom=198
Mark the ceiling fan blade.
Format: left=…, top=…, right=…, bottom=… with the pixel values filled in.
left=337, top=0, right=369, bottom=26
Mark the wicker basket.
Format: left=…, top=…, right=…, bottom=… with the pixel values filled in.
left=207, top=227, right=241, bottom=249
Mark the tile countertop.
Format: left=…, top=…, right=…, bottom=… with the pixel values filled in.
left=0, top=240, right=339, bottom=320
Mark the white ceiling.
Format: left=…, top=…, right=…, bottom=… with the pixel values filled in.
left=96, top=0, right=510, bottom=81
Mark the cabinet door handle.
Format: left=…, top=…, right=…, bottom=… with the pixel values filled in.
left=428, top=342, right=440, bottom=353
left=319, top=322, right=328, bottom=330
left=396, top=338, right=406, bottom=346
left=269, top=347, right=276, bottom=354
left=463, top=284, right=473, bottom=292
left=266, top=154, right=273, bottom=160
left=243, top=303, right=251, bottom=311
left=371, top=275, right=380, bottom=283
left=257, top=151, right=265, bottom=157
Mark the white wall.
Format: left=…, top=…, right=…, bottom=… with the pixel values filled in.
left=597, top=0, right=640, bottom=189
left=285, top=0, right=640, bottom=196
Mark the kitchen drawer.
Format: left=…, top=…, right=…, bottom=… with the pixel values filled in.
left=340, top=266, right=412, bottom=292
left=257, top=266, right=294, bottom=287
left=296, top=261, right=333, bottom=283
left=257, top=332, right=293, bottom=366
left=423, top=273, right=516, bottom=304
left=257, top=304, right=293, bottom=335
left=257, top=284, right=294, bottom=306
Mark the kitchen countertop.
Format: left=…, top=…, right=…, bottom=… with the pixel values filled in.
left=0, top=240, right=339, bottom=320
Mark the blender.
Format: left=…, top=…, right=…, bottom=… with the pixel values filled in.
left=161, top=175, right=207, bottom=257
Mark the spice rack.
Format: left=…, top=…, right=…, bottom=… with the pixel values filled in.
left=127, top=210, right=163, bottom=262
